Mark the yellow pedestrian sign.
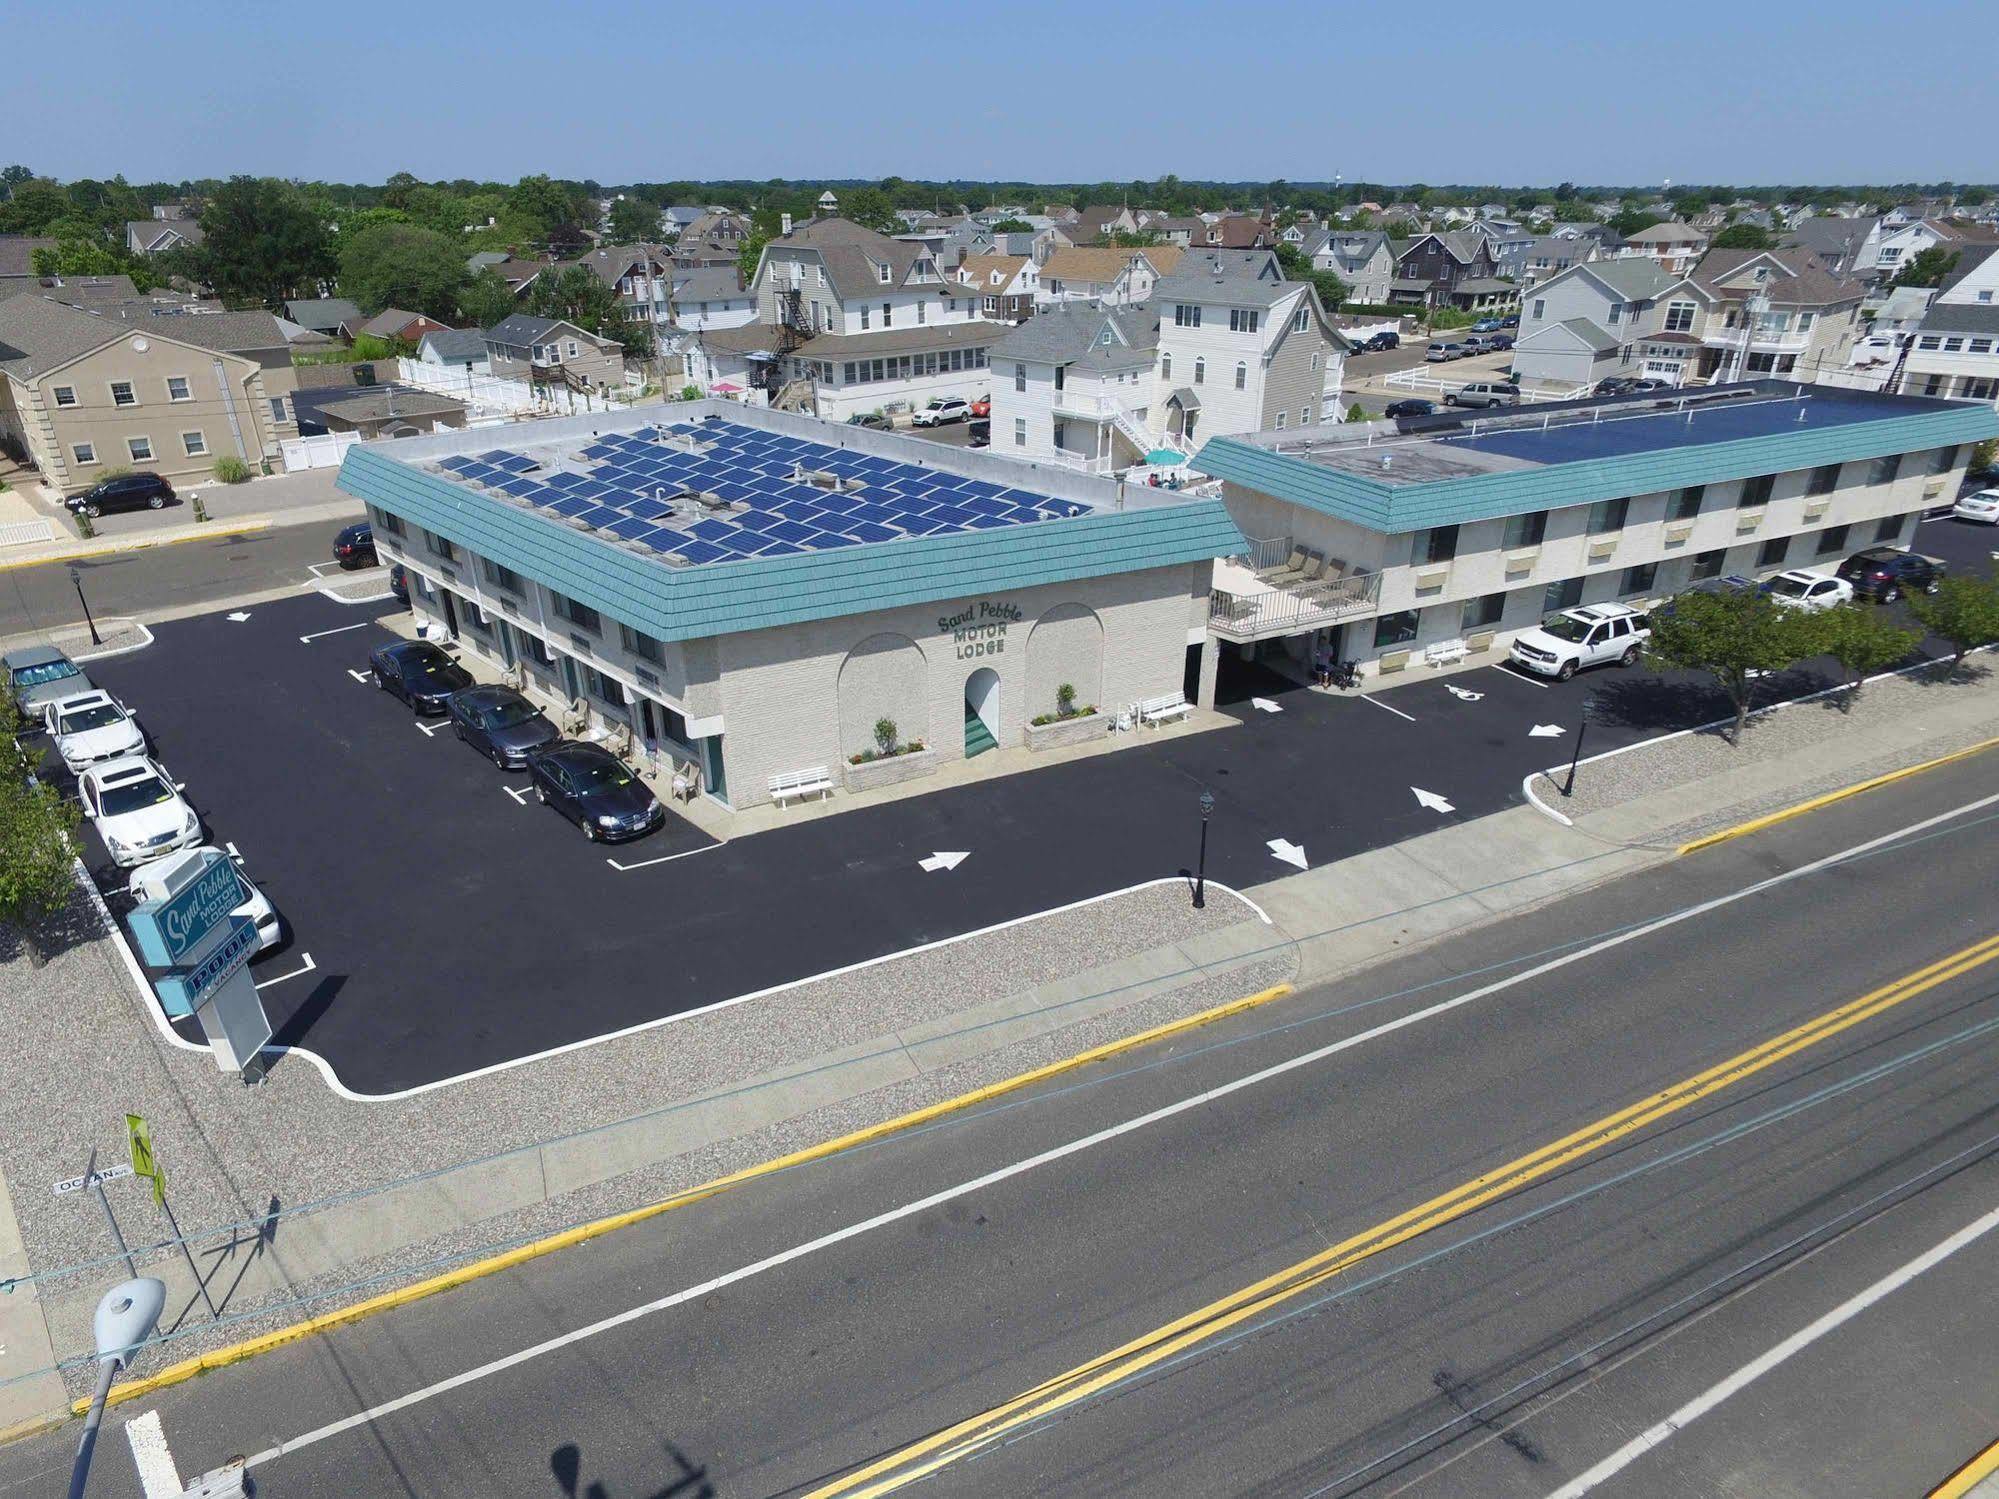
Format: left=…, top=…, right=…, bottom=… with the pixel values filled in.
left=125, top=1115, right=156, bottom=1182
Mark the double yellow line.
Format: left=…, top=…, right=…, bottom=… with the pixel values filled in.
left=809, top=932, right=1999, bottom=1498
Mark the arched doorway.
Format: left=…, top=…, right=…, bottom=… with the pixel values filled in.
left=963, top=667, right=1000, bottom=758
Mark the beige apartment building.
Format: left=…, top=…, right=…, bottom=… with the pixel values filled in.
left=0, top=293, right=298, bottom=494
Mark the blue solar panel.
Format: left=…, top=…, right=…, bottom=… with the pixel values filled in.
left=545, top=495, right=595, bottom=518
left=670, top=538, right=732, bottom=565
left=956, top=479, right=1003, bottom=500
left=477, top=449, right=513, bottom=464
left=774, top=499, right=825, bottom=522
left=847, top=520, right=903, bottom=544
left=967, top=513, right=1014, bottom=529
left=754, top=540, right=805, bottom=557
left=926, top=503, right=978, bottom=526
left=811, top=491, right=862, bottom=514
left=803, top=531, right=859, bottom=551
left=543, top=472, right=590, bottom=491
left=494, top=453, right=538, bottom=474
left=893, top=515, right=956, bottom=536
left=604, top=516, right=659, bottom=542
left=687, top=517, right=738, bottom=543
left=625, top=496, right=676, bottom=521
left=498, top=477, right=543, bottom=498
left=765, top=518, right=823, bottom=544
left=848, top=502, right=901, bottom=525
left=573, top=504, right=628, bottom=528
left=439, top=455, right=477, bottom=472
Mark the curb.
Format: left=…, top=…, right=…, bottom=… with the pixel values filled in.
left=82, top=979, right=1295, bottom=1414
left=1931, top=1437, right=1999, bottom=1499
left=1678, top=736, right=1999, bottom=855
left=0, top=520, right=270, bottom=573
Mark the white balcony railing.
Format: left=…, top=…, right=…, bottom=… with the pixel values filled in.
left=1702, top=327, right=1811, bottom=355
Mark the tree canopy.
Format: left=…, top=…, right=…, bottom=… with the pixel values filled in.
left=1892, top=246, right=1961, bottom=288
left=338, top=220, right=473, bottom=321
left=1644, top=588, right=1826, bottom=743
left=525, top=265, right=652, bottom=358
left=606, top=196, right=662, bottom=243
left=195, top=176, right=336, bottom=309
left=1710, top=223, right=1774, bottom=250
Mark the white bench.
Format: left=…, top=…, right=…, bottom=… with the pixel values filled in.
left=768, top=766, right=833, bottom=805
left=1136, top=693, right=1192, bottom=727
left=1424, top=637, right=1469, bottom=668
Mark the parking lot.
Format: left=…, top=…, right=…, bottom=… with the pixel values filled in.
left=60, top=514, right=1998, bottom=1096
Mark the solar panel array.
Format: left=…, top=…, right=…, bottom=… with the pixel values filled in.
left=431, top=418, right=1091, bottom=567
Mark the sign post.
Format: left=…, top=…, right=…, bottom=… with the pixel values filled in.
left=126, top=850, right=274, bottom=1077
left=126, top=1114, right=216, bottom=1319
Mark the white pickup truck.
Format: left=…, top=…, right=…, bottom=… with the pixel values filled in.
left=1508, top=602, right=1651, bottom=680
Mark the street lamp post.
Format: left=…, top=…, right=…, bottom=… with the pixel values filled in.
left=1194, top=789, right=1215, bottom=908
left=1563, top=691, right=1598, bottom=798
left=69, top=566, right=102, bottom=647
left=67, top=1277, right=165, bottom=1499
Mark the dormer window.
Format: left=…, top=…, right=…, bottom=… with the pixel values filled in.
left=877, top=263, right=892, bottom=284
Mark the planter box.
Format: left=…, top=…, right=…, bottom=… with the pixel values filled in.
left=1024, top=713, right=1108, bottom=753
left=843, top=747, right=937, bottom=794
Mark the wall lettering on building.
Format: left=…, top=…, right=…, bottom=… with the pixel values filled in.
left=939, top=600, right=1021, bottom=659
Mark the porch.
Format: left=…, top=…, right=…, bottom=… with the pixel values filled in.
left=1208, top=537, right=1381, bottom=643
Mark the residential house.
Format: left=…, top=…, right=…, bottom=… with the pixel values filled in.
left=1305, top=229, right=1393, bottom=305
left=1148, top=216, right=1208, bottom=248
left=1614, top=222, right=1710, bottom=275
left=672, top=210, right=752, bottom=268
left=1512, top=235, right=1600, bottom=289
left=1898, top=244, right=1999, bottom=407
left=484, top=314, right=626, bottom=394
left=560, top=243, right=675, bottom=327
left=350, top=308, right=452, bottom=344
left=987, top=303, right=1161, bottom=469
left=1471, top=218, right=1534, bottom=269
left=1036, top=245, right=1184, bottom=308
left=954, top=254, right=1038, bottom=322
left=1781, top=217, right=1882, bottom=278
left=1549, top=222, right=1623, bottom=251
left=1512, top=259, right=1693, bottom=391
left=669, top=265, right=758, bottom=330
left=1072, top=205, right=1139, bottom=244
left=416, top=328, right=492, bottom=376
left=0, top=238, right=58, bottom=278
left=1198, top=215, right=1275, bottom=250
left=123, top=219, right=204, bottom=256
left=660, top=206, right=707, bottom=238
left=314, top=387, right=468, bottom=438
left=1388, top=231, right=1515, bottom=311
left=285, top=297, right=363, bottom=340
left=1869, top=219, right=1998, bottom=281
left=0, top=292, right=298, bottom=493
left=1684, top=248, right=1865, bottom=383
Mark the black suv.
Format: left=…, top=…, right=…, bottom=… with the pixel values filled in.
left=1836, top=547, right=1946, bottom=603
left=67, top=472, right=174, bottom=517
left=332, top=522, right=376, bottom=569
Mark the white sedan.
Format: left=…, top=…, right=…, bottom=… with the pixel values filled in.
left=1953, top=488, right=1999, bottom=524
left=127, top=846, right=283, bottom=953
left=1762, top=569, right=1854, bottom=611
left=77, top=755, right=201, bottom=868
left=43, top=689, right=144, bottom=772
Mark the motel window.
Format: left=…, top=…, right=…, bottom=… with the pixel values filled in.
left=1302, top=405, right=1314, bottom=424
left=1621, top=562, right=1657, bottom=595
left=553, top=593, right=600, bottom=632
left=620, top=623, right=664, bottom=663
left=1461, top=592, right=1506, bottom=631
left=1373, top=610, right=1420, bottom=648
left=1502, top=510, right=1547, bottom=548
left=180, top=431, right=207, bottom=456
left=1669, top=485, right=1705, bottom=521
left=462, top=599, right=491, bottom=634
left=126, top=436, right=153, bottom=461
left=1689, top=549, right=1726, bottom=581
left=1738, top=474, right=1775, bottom=508
left=371, top=508, right=404, bottom=537
left=1014, top=418, right=1026, bottom=447
left=423, top=529, right=458, bottom=562
left=1416, top=524, right=1458, bottom=565
left=525, top=632, right=555, bottom=667
left=1757, top=535, right=1789, bottom=569
left=1873, top=513, right=1906, bottom=543
left=1916, top=335, right=1940, bottom=350
left=1816, top=523, right=1851, bottom=556
left=1542, top=577, right=1584, bottom=612
left=479, top=557, right=521, bottom=593
left=269, top=398, right=286, bottom=426
left=166, top=376, right=192, bottom=402
left=1587, top=496, right=1628, bottom=534
left=587, top=667, right=623, bottom=706
left=1868, top=454, right=1901, bottom=486
left=53, top=384, right=77, bottom=407
left=1927, top=445, right=1959, bottom=476
left=1234, top=362, right=1247, bottom=390
left=110, top=381, right=137, bottom=407
left=72, top=442, right=97, bottom=465
left=1806, top=464, right=1841, bottom=496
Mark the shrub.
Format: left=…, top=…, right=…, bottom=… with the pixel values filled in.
left=212, top=456, right=252, bottom=484
left=1055, top=682, right=1076, bottom=716
left=873, top=717, right=898, bottom=756
left=680, top=384, right=703, bottom=401
left=1346, top=403, right=1366, bottom=423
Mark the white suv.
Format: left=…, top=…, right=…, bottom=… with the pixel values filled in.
left=911, top=398, right=969, bottom=427
left=1509, top=602, right=1651, bottom=680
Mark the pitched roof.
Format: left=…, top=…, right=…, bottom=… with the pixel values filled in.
left=485, top=313, right=616, bottom=349
left=0, top=238, right=58, bottom=277
left=1939, top=243, right=1999, bottom=296
left=559, top=242, right=671, bottom=288
left=419, top=327, right=490, bottom=362
left=955, top=253, right=1030, bottom=289
left=1572, top=258, right=1686, bottom=300
left=1520, top=317, right=1620, bottom=353
left=124, top=219, right=204, bottom=250
left=1152, top=269, right=1305, bottom=309
left=760, top=216, right=927, bottom=301
left=286, top=296, right=362, bottom=334
left=1208, top=216, right=1272, bottom=248
left=1621, top=220, right=1707, bottom=244
left=989, top=302, right=1159, bottom=369
left=670, top=265, right=749, bottom=303
left=1916, top=301, right=1999, bottom=337
left=0, top=293, right=283, bottom=378
left=1040, top=244, right=1182, bottom=284
left=353, top=308, right=436, bottom=339
left=1688, top=247, right=1863, bottom=307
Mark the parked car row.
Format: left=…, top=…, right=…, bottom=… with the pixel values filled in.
left=1593, top=375, right=1674, bottom=397
left=2, top=643, right=285, bottom=948
left=365, top=638, right=667, bottom=843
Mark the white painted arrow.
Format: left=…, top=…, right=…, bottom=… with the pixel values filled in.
left=1266, top=838, right=1309, bottom=870
left=1250, top=697, right=1284, bottom=714
left=1529, top=723, right=1566, bottom=738
left=919, top=850, right=970, bottom=873
left=1412, top=786, right=1456, bottom=814
left=225, top=611, right=252, bottom=622
left=1446, top=684, right=1485, bottom=701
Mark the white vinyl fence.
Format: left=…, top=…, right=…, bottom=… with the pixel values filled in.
left=280, top=431, right=359, bottom=472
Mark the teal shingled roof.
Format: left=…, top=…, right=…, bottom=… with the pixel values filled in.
left=337, top=443, right=1243, bottom=643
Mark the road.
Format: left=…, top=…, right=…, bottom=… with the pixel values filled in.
left=7, top=754, right=1995, bottom=1497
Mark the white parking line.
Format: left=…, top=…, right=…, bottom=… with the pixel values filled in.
left=299, top=622, right=371, bottom=644
left=1355, top=692, right=1418, bottom=723
left=124, top=1409, right=182, bottom=1498
left=223, top=841, right=242, bottom=864
left=255, top=952, right=316, bottom=991
left=605, top=839, right=727, bottom=873
left=346, top=668, right=371, bottom=684
left=1490, top=662, right=1553, bottom=689
left=503, top=784, right=531, bottom=806
left=414, top=720, right=445, bottom=738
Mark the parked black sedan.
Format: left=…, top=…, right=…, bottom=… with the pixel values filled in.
left=368, top=639, right=473, bottom=714
left=447, top=684, right=560, bottom=769
left=332, top=522, right=376, bottom=569
left=1384, top=398, right=1436, bottom=419
left=525, top=741, right=664, bottom=842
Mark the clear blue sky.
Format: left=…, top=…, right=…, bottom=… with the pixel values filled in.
left=11, top=0, right=1995, bottom=188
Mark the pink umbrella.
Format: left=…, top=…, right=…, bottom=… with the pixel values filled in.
left=711, top=381, right=743, bottom=394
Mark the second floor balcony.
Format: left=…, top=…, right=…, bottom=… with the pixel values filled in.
left=1701, top=323, right=1811, bottom=356
left=1209, top=536, right=1382, bottom=642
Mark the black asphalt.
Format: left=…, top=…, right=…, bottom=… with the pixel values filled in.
left=9, top=757, right=1994, bottom=1498
left=68, top=514, right=1999, bottom=1092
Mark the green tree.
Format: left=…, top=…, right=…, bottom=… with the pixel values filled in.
left=338, top=220, right=470, bottom=319
left=0, top=177, right=71, bottom=233
left=457, top=268, right=519, bottom=330
left=0, top=706, right=81, bottom=968
left=989, top=218, right=1032, bottom=233
left=1711, top=223, right=1774, bottom=250
left=1816, top=603, right=1920, bottom=709
left=1892, top=246, right=1961, bottom=288
left=30, top=238, right=157, bottom=292
left=840, top=186, right=902, bottom=234
left=526, top=264, right=652, bottom=358
left=1645, top=587, right=1826, bottom=743
left=506, top=173, right=579, bottom=236
left=0, top=163, right=33, bottom=198
left=195, top=176, right=335, bottom=309
left=1907, top=574, right=1999, bottom=673
left=1611, top=207, right=1666, bottom=238
left=606, top=196, right=662, bottom=243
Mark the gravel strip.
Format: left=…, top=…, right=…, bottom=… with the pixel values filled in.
left=1545, top=665, right=1999, bottom=824
left=0, top=874, right=1279, bottom=1389
left=0, top=618, right=149, bottom=660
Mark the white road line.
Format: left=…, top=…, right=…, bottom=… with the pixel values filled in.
left=502, top=784, right=531, bottom=806
left=298, top=622, right=370, bottom=644
left=239, top=798, right=1999, bottom=1469
left=346, top=668, right=371, bottom=684
left=1543, top=1201, right=1999, bottom=1499
left=414, top=720, right=445, bottom=738
left=607, top=839, right=728, bottom=872
left=125, top=1409, right=183, bottom=1499
left=1490, top=662, right=1552, bottom=689
left=1355, top=692, right=1418, bottom=723
left=254, top=952, right=316, bottom=991
left=223, top=841, right=242, bottom=863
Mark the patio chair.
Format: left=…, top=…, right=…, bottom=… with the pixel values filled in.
left=1266, top=548, right=1309, bottom=584
left=1293, top=552, right=1327, bottom=588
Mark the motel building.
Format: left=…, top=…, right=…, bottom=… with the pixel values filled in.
left=1189, top=380, right=1998, bottom=681
left=337, top=404, right=1242, bottom=809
